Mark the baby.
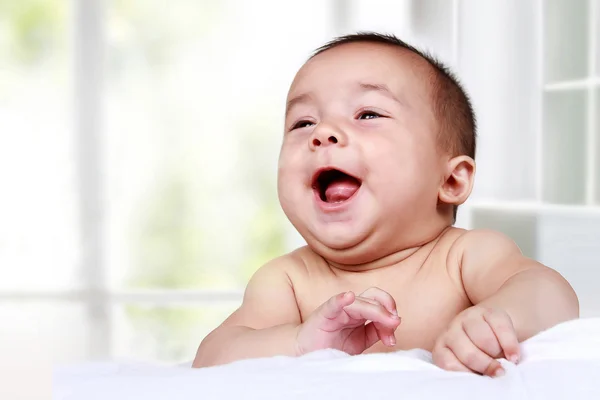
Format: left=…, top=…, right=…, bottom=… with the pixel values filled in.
left=193, top=32, right=579, bottom=376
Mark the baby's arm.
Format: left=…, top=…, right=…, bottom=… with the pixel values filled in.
left=458, top=229, right=579, bottom=341
left=192, top=256, right=302, bottom=368
left=432, top=229, right=579, bottom=376
left=193, top=255, right=401, bottom=368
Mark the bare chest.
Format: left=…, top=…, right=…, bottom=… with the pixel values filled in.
left=292, top=266, right=471, bottom=352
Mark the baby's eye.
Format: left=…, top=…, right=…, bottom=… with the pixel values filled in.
left=357, top=111, right=382, bottom=120
left=291, top=120, right=314, bottom=130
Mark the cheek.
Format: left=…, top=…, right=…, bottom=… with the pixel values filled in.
left=365, top=135, right=419, bottom=172
left=365, top=136, right=438, bottom=190
left=279, top=136, right=307, bottom=164
left=277, top=147, right=306, bottom=195
left=277, top=170, right=298, bottom=216
left=278, top=142, right=299, bottom=172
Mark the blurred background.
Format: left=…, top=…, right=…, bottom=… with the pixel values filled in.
left=0, top=0, right=599, bottom=368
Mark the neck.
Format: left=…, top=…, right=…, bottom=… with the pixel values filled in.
left=325, top=225, right=452, bottom=273
left=327, top=245, right=422, bottom=272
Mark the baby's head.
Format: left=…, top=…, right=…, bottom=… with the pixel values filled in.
left=277, top=32, right=476, bottom=265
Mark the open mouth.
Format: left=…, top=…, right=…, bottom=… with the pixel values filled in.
left=312, top=168, right=362, bottom=203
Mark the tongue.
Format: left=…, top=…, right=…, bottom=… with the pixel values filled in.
left=325, top=178, right=360, bottom=203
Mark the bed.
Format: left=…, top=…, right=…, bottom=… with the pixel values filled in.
left=54, top=318, right=600, bottom=399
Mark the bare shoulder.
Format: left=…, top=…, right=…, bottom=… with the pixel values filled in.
left=247, top=251, right=303, bottom=284
left=433, top=227, right=469, bottom=290
left=449, top=228, right=557, bottom=301
left=433, top=226, right=472, bottom=269
left=286, top=245, right=330, bottom=274
left=439, top=228, right=524, bottom=292
left=219, top=247, right=319, bottom=329
left=241, top=248, right=316, bottom=302
left=448, top=228, right=524, bottom=265
left=249, top=246, right=324, bottom=282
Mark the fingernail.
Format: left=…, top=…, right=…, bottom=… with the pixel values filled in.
left=391, top=313, right=400, bottom=320
left=391, top=309, right=398, bottom=316
left=389, top=336, right=396, bottom=346
left=494, top=368, right=505, bottom=378
left=510, top=355, right=519, bottom=364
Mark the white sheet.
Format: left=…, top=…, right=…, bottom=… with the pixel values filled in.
left=54, top=318, right=600, bottom=399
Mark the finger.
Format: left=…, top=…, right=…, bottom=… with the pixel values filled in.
left=354, top=296, right=399, bottom=346
left=359, top=288, right=398, bottom=315
left=341, top=321, right=382, bottom=354
left=316, top=291, right=356, bottom=331
left=363, top=321, right=382, bottom=350
left=446, top=329, right=504, bottom=377
left=432, top=345, right=473, bottom=373
left=462, top=318, right=502, bottom=359
left=343, top=298, right=401, bottom=329
left=372, top=321, right=397, bottom=347
left=483, top=310, right=520, bottom=363
left=354, top=296, right=381, bottom=307
left=344, top=298, right=400, bottom=346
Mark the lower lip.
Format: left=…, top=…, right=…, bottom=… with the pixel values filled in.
left=313, top=185, right=362, bottom=212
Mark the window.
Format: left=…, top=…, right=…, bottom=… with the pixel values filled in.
left=537, top=0, right=600, bottom=317
left=465, top=0, right=600, bottom=317
left=1, top=0, right=338, bottom=364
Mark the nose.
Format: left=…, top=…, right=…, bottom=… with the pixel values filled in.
left=308, top=123, right=347, bottom=151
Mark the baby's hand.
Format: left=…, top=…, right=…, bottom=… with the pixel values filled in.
left=296, top=287, right=401, bottom=356
left=432, top=306, right=520, bottom=377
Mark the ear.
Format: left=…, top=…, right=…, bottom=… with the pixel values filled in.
left=438, top=156, right=475, bottom=206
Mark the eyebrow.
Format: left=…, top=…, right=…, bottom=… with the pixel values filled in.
left=285, top=93, right=312, bottom=115
left=357, top=82, right=405, bottom=106
left=285, top=82, right=405, bottom=116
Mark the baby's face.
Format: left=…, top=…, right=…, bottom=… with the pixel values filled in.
left=278, top=43, right=446, bottom=261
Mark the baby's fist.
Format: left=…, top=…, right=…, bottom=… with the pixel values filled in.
left=432, top=306, right=520, bottom=377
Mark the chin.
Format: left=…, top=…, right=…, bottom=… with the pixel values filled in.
left=312, top=227, right=366, bottom=251
left=306, top=235, right=380, bottom=266
left=302, top=216, right=374, bottom=252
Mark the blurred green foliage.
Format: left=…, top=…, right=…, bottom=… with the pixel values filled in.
left=124, top=99, right=286, bottom=361
left=237, top=111, right=288, bottom=282
left=109, top=0, right=223, bottom=70
left=2, top=0, right=288, bottom=362
left=128, top=109, right=287, bottom=289
left=129, top=170, right=207, bottom=289
left=0, top=0, right=65, bottom=64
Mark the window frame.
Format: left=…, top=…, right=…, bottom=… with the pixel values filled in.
left=539, top=0, right=599, bottom=206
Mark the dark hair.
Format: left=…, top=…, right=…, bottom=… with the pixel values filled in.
left=311, top=32, right=477, bottom=221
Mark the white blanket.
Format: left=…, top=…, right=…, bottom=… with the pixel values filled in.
left=54, top=318, right=600, bottom=400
